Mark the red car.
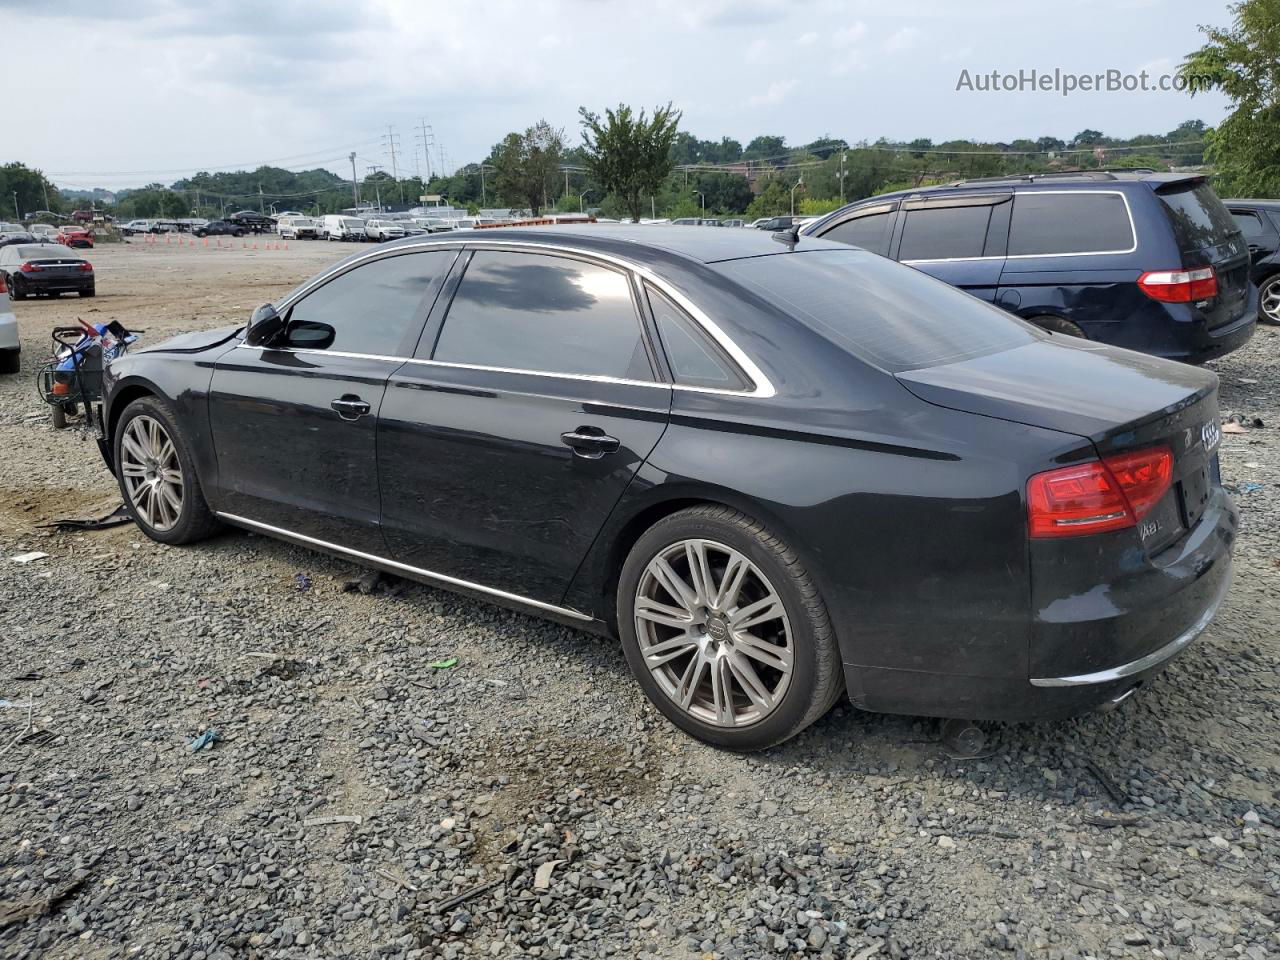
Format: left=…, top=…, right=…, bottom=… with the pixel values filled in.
left=57, top=227, right=94, bottom=249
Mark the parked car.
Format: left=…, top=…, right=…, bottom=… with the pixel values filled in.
left=319, top=215, right=366, bottom=241
left=57, top=226, right=94, bottom=249
left=30, top=224, right=61, bottom=243
left=276, top=216, right=320, bottom=240
left=1223, top=198, right=1280, bottom=326
left=397, top=221, right=427, bottom=237
left=747, top=218, right=770, bottom=229
left=99, top=226, right=1236, bottom=750
left=70, top=209, right=97, bottom=222
left=0, top=271, right=16, bottom=373
left=227, top=210, right=275, bottom=233
left=802, top=171, right=1255, bottom=363
left=0, top=243, right=94, bottom=299
left=0, top=223, right=34, bottom=247
left=193, top=220, right=246, bottom=238
left=671, top=218, right=700, bottom=226
left=364, top=219, right=406, bottom=242
left=755, top=216, right=799, bottom=232
left=722, top=219, right=746, bottom=228
left=121, top=219, right=152, bottom=236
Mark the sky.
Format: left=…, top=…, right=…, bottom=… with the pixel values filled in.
left=1, top=0, right=1232, bottom=192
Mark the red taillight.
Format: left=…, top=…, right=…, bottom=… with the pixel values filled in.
left=1027, top=446, right=1173, bottom=538
left=19, top=262, right=41, bottom=273
left=78, top=262, right=93, bottom=272
left=0, top=273, right=6, bottom=293
left=1137, top=266, right=1217, bottom=303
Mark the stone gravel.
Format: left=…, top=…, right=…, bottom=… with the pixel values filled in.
left=0, top=243, right=1277, bottom=959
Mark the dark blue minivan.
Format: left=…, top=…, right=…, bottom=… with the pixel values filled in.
left=801, top=171, right=1256, bottom=362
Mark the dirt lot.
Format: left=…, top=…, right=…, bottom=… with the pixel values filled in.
left=1, top=240, right=1278, bottom=960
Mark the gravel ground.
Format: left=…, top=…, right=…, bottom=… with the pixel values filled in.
left=1, top=241, right=1277, bottom=960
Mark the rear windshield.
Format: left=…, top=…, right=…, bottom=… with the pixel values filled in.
left=717, top=249, right=1041, bottom=372
left=1158, top=182, right=1240, bottom=251
left=18, top=246, right=68, bottom=258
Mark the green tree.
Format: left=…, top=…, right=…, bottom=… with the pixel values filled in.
left=1181, top=0, right=1280, bottom=194
left=0, top=163, right=62, bottom=219
left=493, top=120, right=565, bottom=215
left=579, top=102, right=681, bottom=223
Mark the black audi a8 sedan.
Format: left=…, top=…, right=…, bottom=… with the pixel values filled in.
left=99, top=226, right=1237, bottom=750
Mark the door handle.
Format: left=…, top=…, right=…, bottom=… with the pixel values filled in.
left=330, top=395, right=371, bottom=421
left=560, top=429, right=620, bottom=459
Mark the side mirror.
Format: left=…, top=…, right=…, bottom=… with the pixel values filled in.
left=245, top=303, right=284, bottom=346
left=284, top=320, right=335, bottom=350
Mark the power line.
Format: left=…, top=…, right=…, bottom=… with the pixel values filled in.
left=46, top=138, right=385, bottom=178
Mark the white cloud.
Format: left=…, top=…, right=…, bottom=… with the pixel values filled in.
left=831, top=22, right=868, bottom=47
left=797, top=31, right=819, bottom=45
left=884, top=26, right=920, bottom=52
left=748, top=79, right=799, bottom=107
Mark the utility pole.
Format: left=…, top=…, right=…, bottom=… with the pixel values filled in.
left=790, top=176, right=804, bottom=216
left=564, top=169, right=570, bottom=204
left=367, top=166, right=383, bottom=211
left=350, top=152, right=359, bottom=206
left=416, top=118, right=435, bottom=182
left=41, top=181, right=50, bottom=212
left=839, top=152, right=847, bottom=203
left=12, top=192, right=18, bottom=219
left=258, top=184, right=264, bottom=213
left=383, top=126, right=403, bottom=203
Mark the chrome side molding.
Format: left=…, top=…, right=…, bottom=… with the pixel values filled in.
left=215, top=511, right=594, bottom=622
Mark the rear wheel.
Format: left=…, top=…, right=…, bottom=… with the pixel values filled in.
left=0, top=349, right=18, bottom=374
left=114, top=397, right=220, bottom=545
left=1027, top=314, right=1085, bottom=338
left=50, top=404, right=66, bottom=429
left=79, top=285, right=95, bottom=298
left=11, top=275, right=27, bottom=300
left=618, top=505, right=843, bottom=751
left=1259, top=274, right=1280, bottom=326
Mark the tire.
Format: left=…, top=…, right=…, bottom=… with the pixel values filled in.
left=234, top=230, right=244, bottom=238
left=0, top=348, right=18, bottom=374
left=79, top=285, right=95, bottom=298
left=11, top=275, right=27, bottom=301
left=1026, top=314, right=1086, bottom=338
left=1258, top=274, right=1280, bottom=326
left=114, top=396, right=220, bottom=545
left=50, top=404, right=66, bottom=430
left=617, top=505, right=843, bottom=751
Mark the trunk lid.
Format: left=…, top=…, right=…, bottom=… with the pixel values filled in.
left=1155, top=179, right=1251, bottom=329
left=897, top=336, right=1221, bottom=553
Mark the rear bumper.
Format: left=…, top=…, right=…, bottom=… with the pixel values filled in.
left=23, top=276, right=93, bottom=293
left=845, top=487, right=1237, bottom=721
left=1159, top=285, right=1258, bottom=363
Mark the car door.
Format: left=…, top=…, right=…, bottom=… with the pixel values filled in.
left=891, top=193, right=1010, bottom=302
left=1229, top=206, right=1280, bottom=282
left=208, top=247, right=458, bottom=553
left=378, top=246, right=671, bottom=609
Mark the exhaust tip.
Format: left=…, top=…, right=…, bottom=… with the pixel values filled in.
left=1097, top=683, right=1142, bottom=714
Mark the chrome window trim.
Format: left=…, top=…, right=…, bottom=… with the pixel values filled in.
left=216, top=511, right=594, bottom=622
left=898, top=190, right=1138, bottom=264
left=268, top=237, right=775, bottom=398
left=1029, top=567, right=1231, bottom=688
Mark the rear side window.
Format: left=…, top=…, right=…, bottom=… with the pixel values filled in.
left=646, top=284, right=749, bottom=391
left=1158, top=182, right=1239, bottom=252
left=1231, top=211, right=1266, bottom=238
left=284, top=251, right=452, bottom=356
left=898, top=205, right=990, bottom=261
left=1008, top=193, right=1134, bottom=256
left=433, top=250, right=653, bottom=381
left=820, top=210, right=893, bottom=255
left=717, top=249, right=1040, bottom=372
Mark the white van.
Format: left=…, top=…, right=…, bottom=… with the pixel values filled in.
left=320, top=215, right=366, bottom=242
left=277, top=216, right=319, bottom=240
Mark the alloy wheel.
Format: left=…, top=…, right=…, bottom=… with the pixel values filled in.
left=634, top=538, right=793, bottom=727
left=1262, top=277, right=1280, bottom=324
left=120, top=415, right=184, bottom=531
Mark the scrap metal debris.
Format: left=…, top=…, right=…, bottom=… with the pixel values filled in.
left=430, top=878, right=502, bottom=915
left=10, top=552, right=49, bottom=564
left=37, top=503, right=132, bottom=532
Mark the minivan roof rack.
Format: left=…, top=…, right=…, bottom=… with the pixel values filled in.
left=949, top=168, right=1157, bottom=186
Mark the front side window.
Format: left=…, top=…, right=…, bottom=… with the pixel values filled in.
left=1008, top=192, right=1134, bottom=256
left=1231, top=211, right=1266, bottom=238
left=283, top=251, right=452, bottom=356
left=898, top=205, right=991, bottom=261
left=820, top=209, right=893, bottom=255
left=432, top=250, right=653, bottom=381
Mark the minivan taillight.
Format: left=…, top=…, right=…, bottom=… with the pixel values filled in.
left=1137, top=266, right=1217, bottom=303
left=1027, top=446, right=1173, bottom=538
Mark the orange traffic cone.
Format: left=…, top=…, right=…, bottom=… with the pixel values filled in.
left=202, top=236, right=208, bottom=247
left=282, top=240, right=289, bottom=251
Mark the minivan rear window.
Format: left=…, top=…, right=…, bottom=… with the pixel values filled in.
left=717, top=249, right=1041, bottom=372
left=1008, top=192, right=1134, bottom=256
left=1158, top=181, right=1240, bottom=252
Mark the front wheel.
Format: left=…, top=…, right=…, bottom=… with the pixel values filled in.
left=114, top=397, right=220, bottom=545
left=617, top=505, right=843, bottom=750
left=1259, top=274, right=1280, bottom=326
left=0, top=349, right=18, bottom=375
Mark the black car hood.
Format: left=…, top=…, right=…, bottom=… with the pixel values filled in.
left=138, top=325, right=242, bottom=355
left=895, top=335, right=1216, bottom=441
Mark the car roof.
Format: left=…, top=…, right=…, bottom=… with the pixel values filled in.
left=410, top=224, right=851, bottom=265
left=1223, top=198, right=1280, bottom=209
